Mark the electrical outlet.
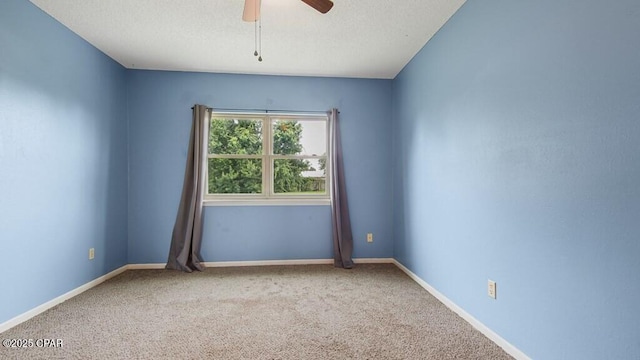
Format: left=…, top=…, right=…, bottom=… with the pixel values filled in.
left=488, top=280, right=496, bottom=299
left=366, top=233, right=373, bottom=243
left=89, top=248, right=95, bottom=260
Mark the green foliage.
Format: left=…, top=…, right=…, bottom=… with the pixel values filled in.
left=209, top=119, right=263, bottom=194
left=319, top=157, right=326, bottom=172
left=273, top=121, right=303, bottom=155
left=209, top=158, right=262, bottom=194
left=210, top=118, right=262, bottom=155
left=272, top=120, right=314, bottom=193
left=208, top=118, right=325, bottom=194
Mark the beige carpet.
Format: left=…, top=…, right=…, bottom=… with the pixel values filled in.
left=0, top=264, right=513, bottom=359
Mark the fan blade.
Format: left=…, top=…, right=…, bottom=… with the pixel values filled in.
left=243, top=0, right=261, bottom=22
left=301, top=0, right=334, bottom=14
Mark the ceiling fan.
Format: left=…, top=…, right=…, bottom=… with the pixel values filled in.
left=242, top=0, right=334, bottom=22
left=243, top=0, right=333, bottom=62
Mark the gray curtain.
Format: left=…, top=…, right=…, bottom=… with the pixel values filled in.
left=329, top=108, right=354, bottom=269
left=166, top=105, right=209, bottom=272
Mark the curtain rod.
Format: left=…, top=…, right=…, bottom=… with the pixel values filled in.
left=192, top=106, right=338, bottom=114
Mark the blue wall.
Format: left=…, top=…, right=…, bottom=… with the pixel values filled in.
left=0, top=0, right=129, bottom=324
left=392, top=0, right=640, bottom=359
left=127, top=71, right=393, bottom=263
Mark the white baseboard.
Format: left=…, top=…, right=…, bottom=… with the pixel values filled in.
left=126, top=263, right=166, bottom=270
left=127, top=260, right=334, bottom=269
left=206, top=259, right=333, bottom=267
left=129, top=258, right=394, bottom=269
left=354, top=257, right=395, bottom=264
left=391, top=260, right=531, bottom=360
left=0, top=265, right=128, bottom=334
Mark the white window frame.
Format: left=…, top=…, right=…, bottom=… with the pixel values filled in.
left=204, top=112, right=331, bottom=206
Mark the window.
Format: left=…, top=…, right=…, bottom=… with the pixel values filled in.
left=206, top=113, right=330, bottom=204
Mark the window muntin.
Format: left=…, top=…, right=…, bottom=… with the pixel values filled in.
left=206, top=113, right=329, bottom=202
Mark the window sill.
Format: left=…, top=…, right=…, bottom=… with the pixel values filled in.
left=203, top=198, right=331, bottom=207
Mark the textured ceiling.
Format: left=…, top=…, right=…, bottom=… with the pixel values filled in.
left=29, top=0, right=466, bottom=79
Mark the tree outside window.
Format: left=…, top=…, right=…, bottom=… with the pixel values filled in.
left=207, top=114, right=328, bottom=201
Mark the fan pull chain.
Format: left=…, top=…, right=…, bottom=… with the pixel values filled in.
left=258, top=17, right=263, bottom=62
left=254, top=19, right=258, bottom=57
left=253, top=0, right=258, bottom=57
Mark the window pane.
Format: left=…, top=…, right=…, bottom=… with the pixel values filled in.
left=272, top=119, right=326, bottom=156
left=208, top=158, right=262, bottom=194
left=273, top=158, right=326, bottom=194
left=209, top=118, right=263, bottom=155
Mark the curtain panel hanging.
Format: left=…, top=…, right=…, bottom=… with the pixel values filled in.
left=166, top=105, right=209, bottom=272
left=329, top=108, right=354, bottom=269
